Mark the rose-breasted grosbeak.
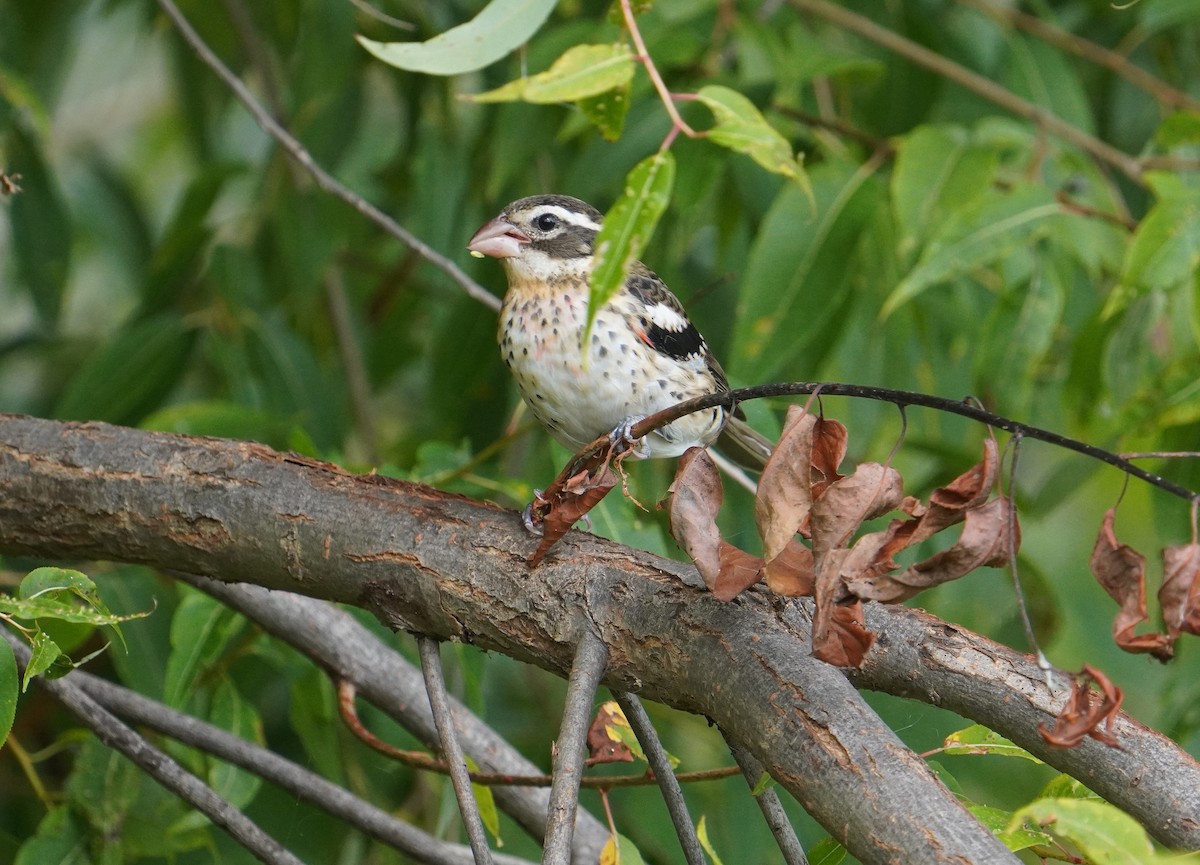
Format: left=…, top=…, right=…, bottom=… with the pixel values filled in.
left=468, top=193, right=772, bottom=468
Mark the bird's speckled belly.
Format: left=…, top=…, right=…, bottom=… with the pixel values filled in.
left=499, top=290, right=724, bottom=457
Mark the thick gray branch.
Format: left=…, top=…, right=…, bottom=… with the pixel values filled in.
left=1, top=416, right=1195, bottom=857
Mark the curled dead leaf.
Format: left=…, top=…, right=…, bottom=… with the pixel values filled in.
left=529, top=462, right=618, bottom=567
left=756, top=406, right=816, bottom=560
left=763, top=539, right=814, bottom=597
left=586, top=701, right=636, bottom=765
left=1039, top=665, right=1123, bottom=749
left=1160, top=543, right=1200, bottom=640
left=809, top=462, right=904, bottom=556
left=1090, top=508, right=1172, bottom=660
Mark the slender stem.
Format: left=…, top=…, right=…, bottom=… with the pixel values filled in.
left=418, top=636, right=496, bottom=865
left=542, top=632, right=609, bottom=865
left=620, top=0, right=696, bottom=141
left=612, top=691, right=706, bottom=865
left=153, top=0, right=500, bottom=312
left=791, top=0, right=1146, bottom=184
left=626, top=381, right=1200, bottom=504
left=727, top=739, right=810, bottom=865
left=957, top=0, right=1200, bottom=114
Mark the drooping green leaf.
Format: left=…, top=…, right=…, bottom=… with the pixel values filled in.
left=1010, top=799, right=1161, bottom=865
left=0, top=636, right=17, bottom=747
left=696, top=85, right=808, bottom=190
left=696, top=816, right=725, bottom=865
left=7, top=121, right=71, bottom=326
left=1109, top=171, right=1200, bottom=316
left=890, top=124, right=998, bottom=258
left=469, top=43, right=635, bottom=104
left=163, top=589, right=247, bottom=709
left=806, top=837, right=847, bottom=865
left=587, top=150, right=676, bottom=338
left=881, top=184, right=1062, bottom=318
left=205, top=677, right=263, bottom=808
left=465, top=756, right=502, bottom=844
left=357, top=0, right=557, bottom=75
left=731, top=160, right=884, bottom=383
left=22, top=631, right=62, bottom=691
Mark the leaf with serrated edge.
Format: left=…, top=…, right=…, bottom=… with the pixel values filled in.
left=469, top=43, right=634, bottom=104
left=587, top=151, right=675, bottom=342
left=357, top=0, right=557, bottom=75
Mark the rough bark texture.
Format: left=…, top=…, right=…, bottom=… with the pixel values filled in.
left=3, top=415, right=1198, bottom=859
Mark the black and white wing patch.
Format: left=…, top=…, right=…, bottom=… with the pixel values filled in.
left=626, top=269, right=731, bottom=389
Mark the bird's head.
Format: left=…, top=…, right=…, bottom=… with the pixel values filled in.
left=467, top=195, right=603, bottom=283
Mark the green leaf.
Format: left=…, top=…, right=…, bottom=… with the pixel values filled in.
left=1110, top=171, right=1200, bottom=315
left=1010, top=799, right=1161, bottom=865
left=579, top=79, right=632, bottom=140
left=356, top=0, right=557, bottom=75
left=749, top=770, right=776, bottom=796
left=891, top=124, right=998, bottom=258
left=696, top=85, right=808, bottom=190
left=941, top=724, right=1044, bottom=763
left=7, top=121, right=71, bottom=326
left=731, top=161, right=884, bottom=383
left=966, top=803, right=1052, bottom=852
left=0, top=635, right=17, bottom=747
left=206, top=677, right=263, bottom=808
left=469, top=43, right=635, bottom=103
left=465, top=756, right=502, bottom=844
left=19, top=568, right=97, bottom=602
left=881, top=184, right=1062, bottom=318
left=22, top=631, right=63, bottom=691
left=806, top=837, right=847, bottom=865
left=163, top=590, right=247, bottom=709
left=696, top=815, right=725, bottom=865
left=587, top=151, right=676, bottom=340
left=52, top=314, right=197, bottom=425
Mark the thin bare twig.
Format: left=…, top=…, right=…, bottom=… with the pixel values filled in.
left=72, top=666, right=535, bottom=865
left=957, top=0, right=1200, bottom=114
left=790, top=0, right=1146, bottom=184
left=418, top=636, right=496, bottom=865
left=153, top=0, right=500, bottom=312
left=727, top=739, right=809, bottom=865
left=543, top=632, right=609, bottom=865
left=619, top=0, right=695, bottom=148
left=2, top=629, right=306, bottom=865
left=612, top=691, right=705, bottom=865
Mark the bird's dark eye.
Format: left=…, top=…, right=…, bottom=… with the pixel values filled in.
left=533, top=212, right=560, bottom=232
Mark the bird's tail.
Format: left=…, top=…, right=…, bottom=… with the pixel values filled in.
left=716, top=415, right=774, bottom=470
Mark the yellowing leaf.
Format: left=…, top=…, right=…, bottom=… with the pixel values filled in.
left=1010, top=799, right=1160, bottom=865
left=356, top=0, right=556, bottom=75
left=469, top=43, right=635, bottom=104
left=697, top=816, right=726, bottom=865
left=942, top=724, right=1043, bottom=763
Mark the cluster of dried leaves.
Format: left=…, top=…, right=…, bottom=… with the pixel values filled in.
left=663, top=405, right=1018, bottom=667
left=1090, top=506, right=1200, bottom=661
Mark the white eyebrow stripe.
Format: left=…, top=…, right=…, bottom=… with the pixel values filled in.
left=532, top=204, right=602, bottom=232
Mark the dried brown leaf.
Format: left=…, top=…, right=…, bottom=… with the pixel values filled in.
left=1039, top=665, right=1123, bottom=749
left=529, top=464, right=618, bottom=566
left=809, top=462, right=904, bottom=556
left=763, top=539, right=815, bottom=597
left=846, top=497, right=1019, bottom=602
left=756, top=406, right=816, bottom=560
left=930, top=437, right=998, bottom=511
left=812, top=601, right=875, bottom=667
left=1160, top=543, right=1200, bottom=640
left=810, top=415, right=848, bottom=499
left=586, top=701, right=636, bottom=764
left=713, top=542, right=766, bottom=602
left=665, top=448, right=725, bottom=590
left=1090, top=508, right=1172, bottom=660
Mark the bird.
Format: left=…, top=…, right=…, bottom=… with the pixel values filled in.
left=467, top=193, right=773, bottom=483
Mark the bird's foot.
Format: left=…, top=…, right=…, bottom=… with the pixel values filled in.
left=521, top=489, right=546, bottom=536
left=609, top=416, right=649, bottom=457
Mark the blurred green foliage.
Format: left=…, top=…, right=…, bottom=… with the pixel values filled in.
left=3, top=0, right=1200, bottom=862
